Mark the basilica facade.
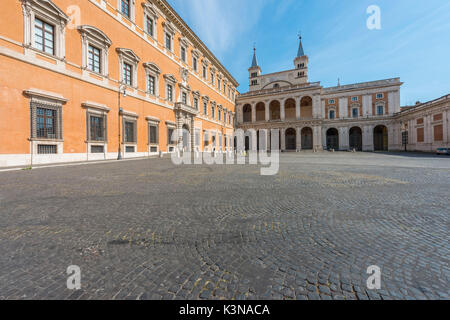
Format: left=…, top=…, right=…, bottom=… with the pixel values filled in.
left=236, top=38, right=449, bottom=153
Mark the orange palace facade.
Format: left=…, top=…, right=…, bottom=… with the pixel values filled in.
left=0, top=0, right=238, bottom=167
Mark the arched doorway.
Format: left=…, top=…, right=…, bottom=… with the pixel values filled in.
left=243, top=104, right=251, bottom=123
left=285, top=99, right=296, bottom=120
left=285, top=128, right=296, bottom=150
left=269, top=100, right=281, bottom=120
left=300, top=96, right=313, bottom=119
left=256, top=102, right=265, bottom=121
left=349, top=127, right=362, bottom=151
left=182, top=124, right=190, bottom=150
left=374, top=125, right=388, bottom=151
left=301, top=127, right=313, bottom=150
left=326, top=128, right=339, bottom=150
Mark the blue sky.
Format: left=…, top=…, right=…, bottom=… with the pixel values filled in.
left=168, top=0, right=450, bottom=105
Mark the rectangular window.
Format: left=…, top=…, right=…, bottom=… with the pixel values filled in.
left=149, top=124, right=158, bottom=144
left=167, top=84, right=173, bottom=102
left=218, top=79, right=221, bottom=90
left=167, top=128, right=176, bottom=144
left=193, top=57, right=198, bottom=72
left=34, top=18, right=54, bottom=55
left=148, top=75, right=155, bottom=95
left=37, top=144, right=57, bottom=154
left=165, top=33, right=172, bottom=51
left=329, top=99, right=335, bottom=104
left=36, top=107, right=57, bottom=138
left=377, top=105, right=384, bottom=115
left=125, top=146, right=135, bottom=153
left=91, top=145, right=104, bottom=153
left=351, top=96, right=358, bottom=102
left=211, top=73, right=214, bottom=85
left=89, top=115, right=105, bottom=141
left=329, top=110, right=335, bottom=119
left=204, top=131, right=209, bottom=147
left=194, top=98, right=198, bottom=110
left=181, top=46, right=186, bottom=62
left=124, top=121, right=136, bottom=143
left=251, top=72, right=257, bottom=78
left=417, top=127, right=424, bottom=143
left=203, top=65, right=207, bottom=79
left=211, top=106, right=215, bottom=119
left=251, top=80, right=258, bottom=86
left=121, top=0, right=130, bottom=18
left=218, top=110, right=221, bottom=121
left=123, top=63, right=132, bottom=85
left=88, top=45, right=101, bottom=73
left=146, top=16, right=154, bottom=36
left=434, top=125, right=443, bottom=141
left=203, top=102, right=207, bottom=115
left=182, top=92, right=187, bottom=104
left=352, top=108, right=358, bottom=118
left=376, top=93, right=384, bottom=99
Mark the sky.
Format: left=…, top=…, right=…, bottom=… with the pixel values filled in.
left=167, top=0, right=450, bottom=106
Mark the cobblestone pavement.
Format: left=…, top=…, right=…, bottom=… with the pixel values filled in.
left=0, top=152, right=449, bottom=300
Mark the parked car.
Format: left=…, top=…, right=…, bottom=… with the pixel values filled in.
left=436, top=148, right=450, bottom=155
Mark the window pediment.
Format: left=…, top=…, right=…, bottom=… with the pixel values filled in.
left=162, top=21, right=176, bottom=35
left=116, top=48, right=140, bottom=63
left=22, top=0, right=69, bottom=24
left=142, top=2, right=159, bottom=19
left=78, top=25, right=112, bottom=47
left=143, top=62, right=161, bottom=74
left=164, top=74, right=177, bottom=84
left=191, top=48, right=201, bottom=58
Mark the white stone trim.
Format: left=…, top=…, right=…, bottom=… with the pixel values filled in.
left=21, top=0, right=69, bottom=60
left=78, top=25, right=112, bottom=77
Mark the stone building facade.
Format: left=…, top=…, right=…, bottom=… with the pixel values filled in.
left=0, top=0, right=238, bottom=167
left=236, top=38, right=450, bottom=153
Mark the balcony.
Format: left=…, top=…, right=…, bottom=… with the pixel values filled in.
left=174, top=102, right=199, bottom=116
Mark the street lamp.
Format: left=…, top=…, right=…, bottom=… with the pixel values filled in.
left=117, top=85, right=127, bottom=160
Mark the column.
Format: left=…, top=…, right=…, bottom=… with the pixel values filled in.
left=363, top=95, right=372, bottom=117
left=251, top=103, right=256, bottom=123
left=388, top=125, right=394, bottom=151
left=322, top=127, right=327, bottom=149
left=280, top=99, right=286, bottom=121
left=363, top=125, right=374, bottom=151
left=313, top=126, right=323, bottom=150
left=251, top=130, right=257, bottom=151
left=296, top=97, right=301, bottom=120
left=280, top=128, right=286, bottom=151
left=443, top=111, right=448, bottom=144
left=339, top=127, right=349, bottom=150
left=237, top=104, right=243, bottom=124
left=339, top=98, right=348, bottom=118
left=388, top=92, right=395, bottom=115
left=296, top=127, right=302, bottom=151
left=259, top=129, right=269, bottom=151
left=265, top=104, right=270, bottom=122
left=312, top=95, right=321, bottom=119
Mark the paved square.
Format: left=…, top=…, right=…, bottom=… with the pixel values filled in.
left=0, top=152, right=449, bottom=300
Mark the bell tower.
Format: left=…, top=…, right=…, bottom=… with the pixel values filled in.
left=293, top=35, right=308, bottom=82
left=248, top=46, right=261, bottom=90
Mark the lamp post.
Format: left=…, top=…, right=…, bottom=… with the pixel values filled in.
left=117, top=85, right=127, bottom=160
